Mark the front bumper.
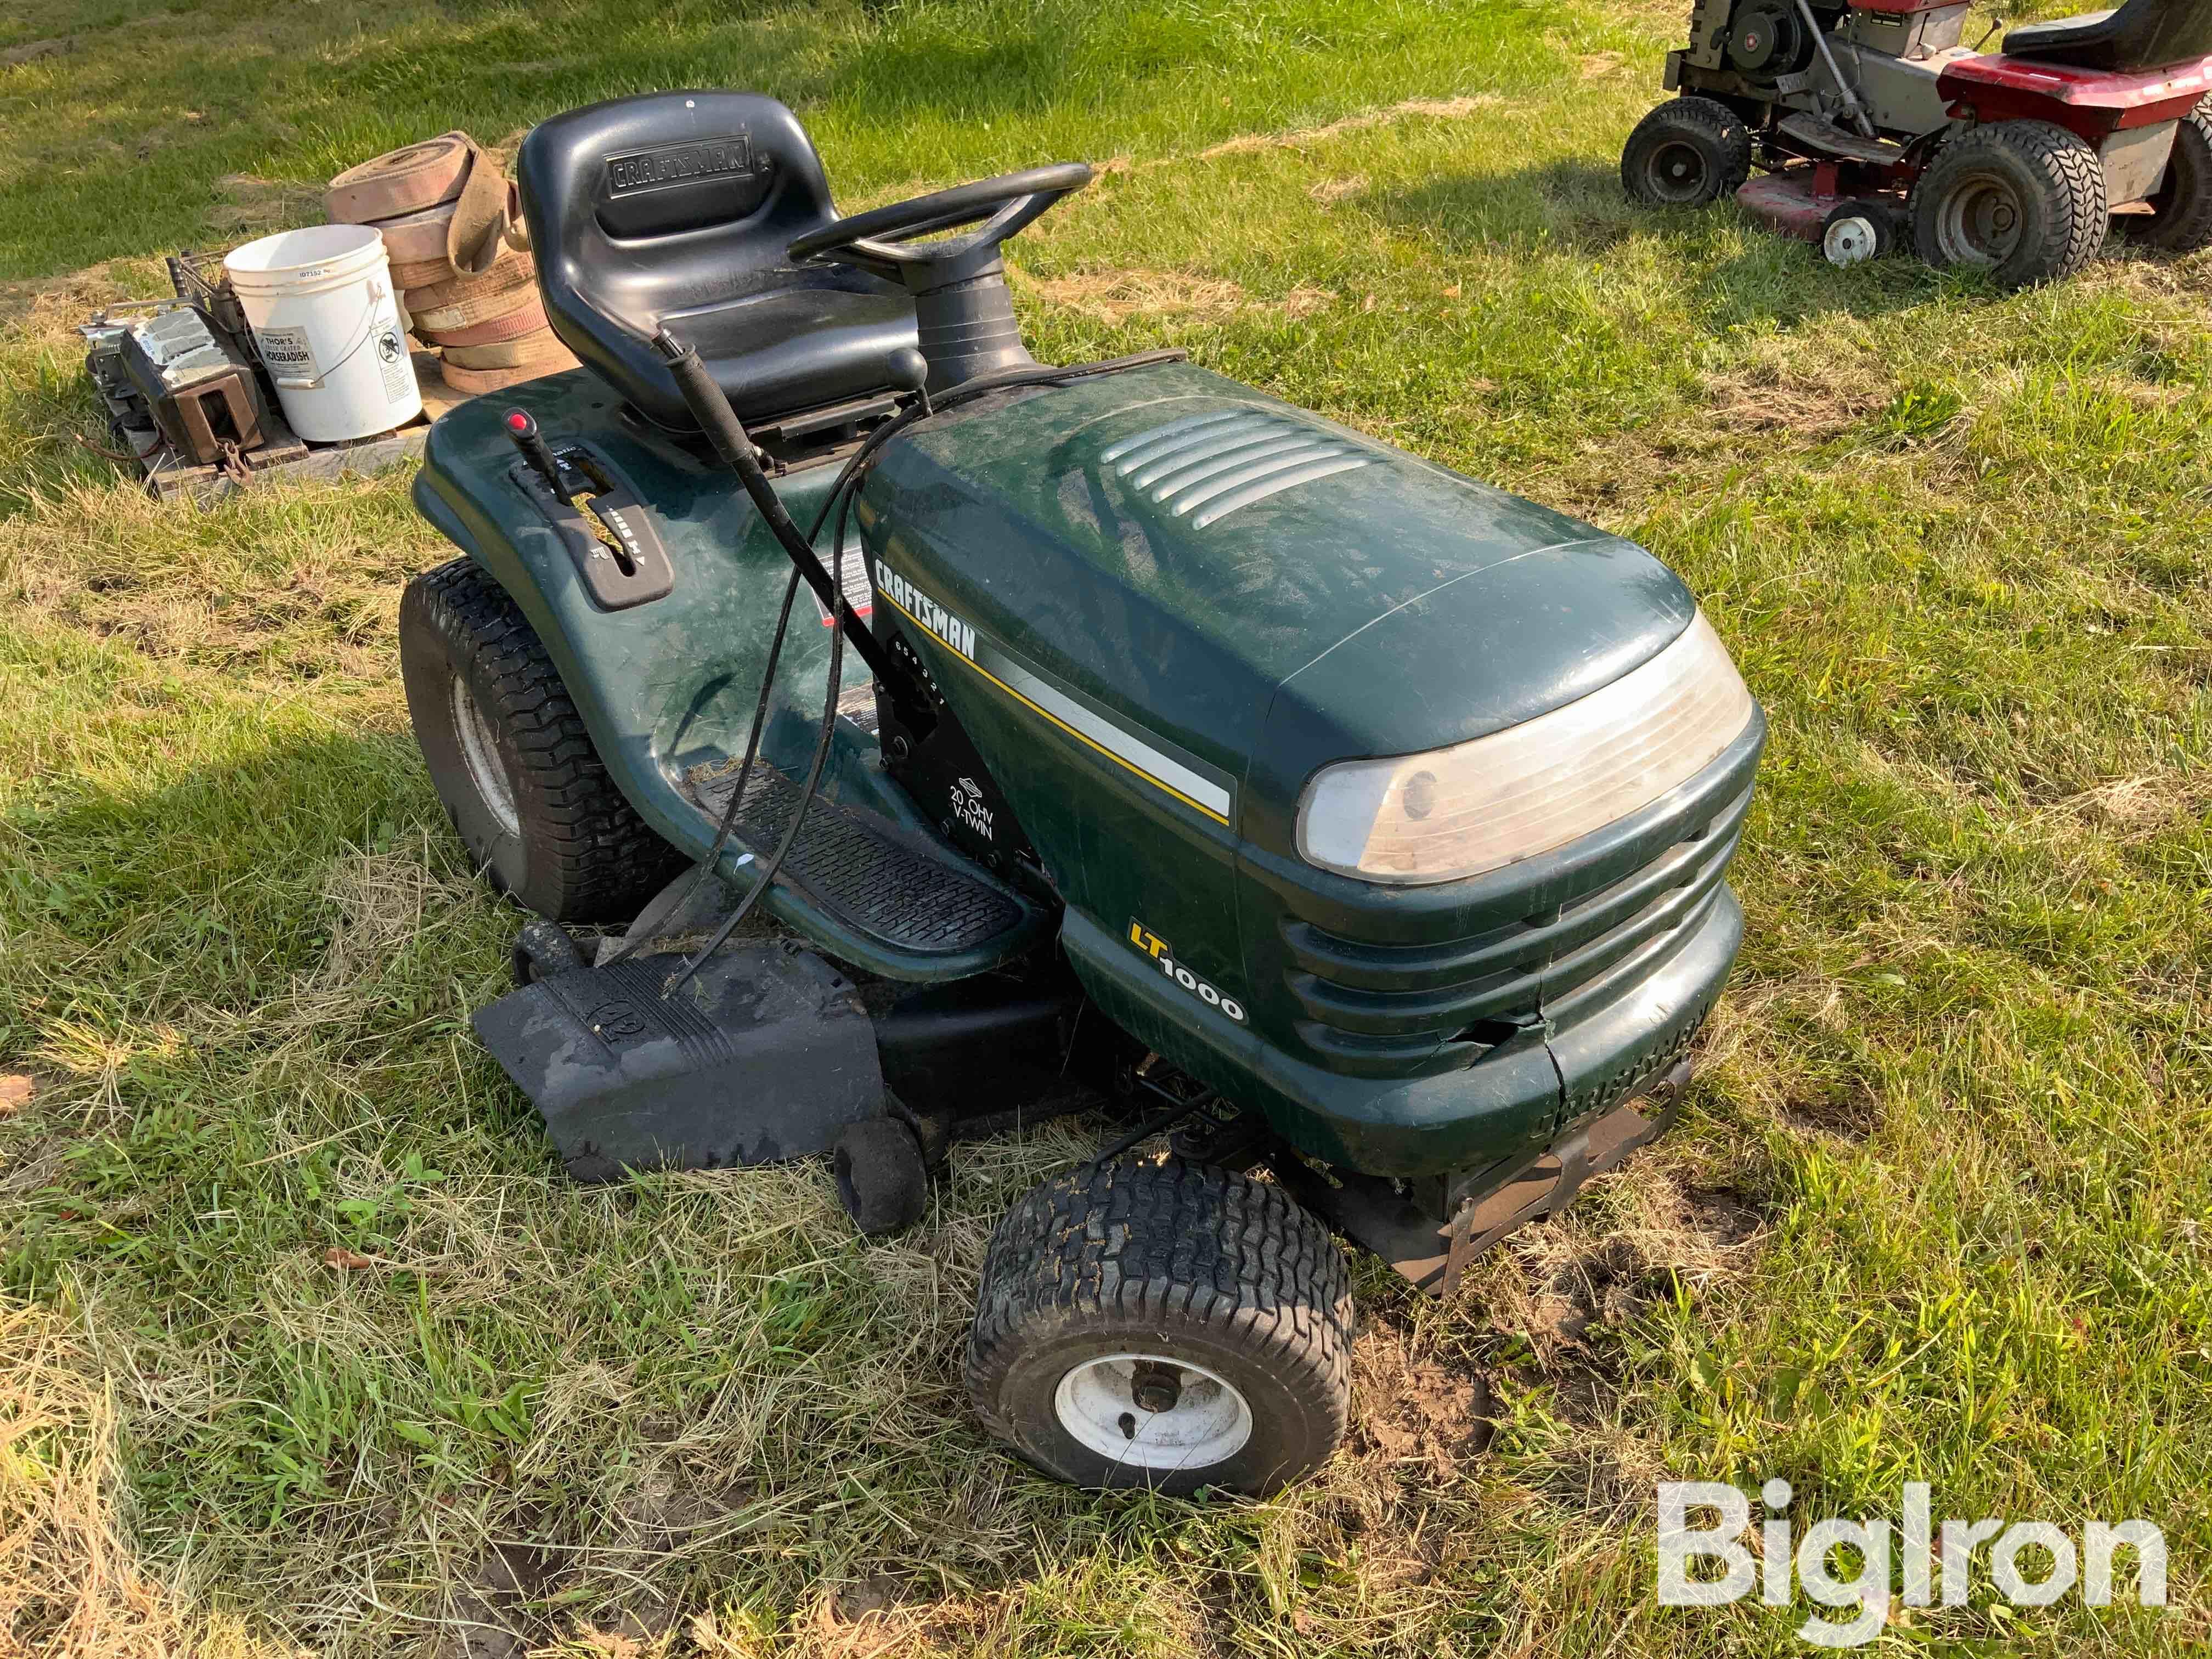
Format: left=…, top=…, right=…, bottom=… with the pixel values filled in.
left=1060, top=877, right=1745, bottom=1178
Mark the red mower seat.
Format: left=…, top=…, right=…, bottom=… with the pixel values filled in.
left=2003, top=0, right=2212, bottom=72
left=516, top=91, right=919, bottom=432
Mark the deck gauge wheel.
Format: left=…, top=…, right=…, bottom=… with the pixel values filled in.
left=1821, top=198, right=1908, bottom=265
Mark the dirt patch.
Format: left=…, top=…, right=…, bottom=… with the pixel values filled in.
left=0, top=258, right=155, bottom=331
left=0, top=38, right=72, bottom=68
left=2052, top=770, right=2210, bottom=843
left=1308, top=173, right=1368, bottom=205
left=1350, top=1317, right=1493, bottom=1480
left=1027, top=268, right=1334, bottom=324
left=1780, top=1081, right=1881, bottom=1142
left=1579, top=51, right=1626, bottom=78
left=1704, top=362, right=1888, bottom=442
left=1196, top=95, right=1503, bottom=160
left=206, top=173, right=324, bottom=239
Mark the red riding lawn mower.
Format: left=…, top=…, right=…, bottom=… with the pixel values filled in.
left=1622, top=0, right=2212, bottom=284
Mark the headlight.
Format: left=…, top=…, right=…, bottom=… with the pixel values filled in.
left=1295, top=611, right=1756, bottom=885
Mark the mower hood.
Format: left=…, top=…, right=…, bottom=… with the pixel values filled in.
left=858, top=361, right=1698, bottom=848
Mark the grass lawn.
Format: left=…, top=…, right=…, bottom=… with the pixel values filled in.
left=3, top=0, right=2210, bottom=1652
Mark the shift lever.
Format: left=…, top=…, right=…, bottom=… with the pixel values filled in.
left=504, top=408, right=566, bottom=492
left=504, top=407, right=634, bottom=574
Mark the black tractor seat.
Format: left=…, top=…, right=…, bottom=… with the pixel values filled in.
left=517, top=92, right=919, bottom=432
left=2003, top=0, right=2212, bottom=72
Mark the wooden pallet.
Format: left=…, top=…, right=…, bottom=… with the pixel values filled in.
left=114, top=351, right=468, bottom=505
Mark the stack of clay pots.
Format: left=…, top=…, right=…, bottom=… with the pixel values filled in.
left=324, top=132, right=578, bottom=394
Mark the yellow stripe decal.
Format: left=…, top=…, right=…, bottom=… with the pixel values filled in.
left=879, top=592, right=1233, bottom=827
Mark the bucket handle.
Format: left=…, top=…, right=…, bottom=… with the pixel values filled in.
left=267, top=278, right=391, bottom=390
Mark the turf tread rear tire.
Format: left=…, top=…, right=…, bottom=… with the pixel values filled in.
left=965, top=1155, right=1352, bottom=1496
left=2125, top=96, right=2212, bottom=252
left=1621, top=96, right=1754, bottom=208
left=400, top=559, right=682, bottom=922
left=1913, top=120, right=2108, bottom=286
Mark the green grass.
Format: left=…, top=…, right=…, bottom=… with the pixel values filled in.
left=3, top=0, right=2211, bottom=1653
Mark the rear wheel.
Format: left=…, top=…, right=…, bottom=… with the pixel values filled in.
left=2120, top=97, right=2212, bottom=252
left=1912, top=120, right=2108, bottom=286
left=965, top=1156, right=1353, bottom=1496
left=1621, top=97, right=1754, bottom=208
left=399, top=560, right=683, bottom=922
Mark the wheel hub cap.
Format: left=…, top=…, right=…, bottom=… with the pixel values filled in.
left=1938, top=174, right=2025, bottom=266
left=451, top=674, right=520, bottom=838
left=1054, top=1353, right=1254, bottom=1471
left=1823, top=215, right=1878, bottom=265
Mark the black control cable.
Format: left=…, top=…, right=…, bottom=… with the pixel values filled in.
left=642, top=339, right=1188, bottom=996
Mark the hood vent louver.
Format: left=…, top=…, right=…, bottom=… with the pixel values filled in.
left=1102, top=409, right=1373, bottom=528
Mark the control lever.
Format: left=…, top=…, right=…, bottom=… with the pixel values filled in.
left=650, top=329, right=916, bottom=698
left=505, top=408, right=635, bottom=575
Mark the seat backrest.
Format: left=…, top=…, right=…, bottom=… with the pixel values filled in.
left=517, top=91, right=847, bottom=413
left=2004, top=0, right=2212, bottom=71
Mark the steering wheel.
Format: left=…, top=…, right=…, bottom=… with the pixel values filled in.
left=789, top=163, right=1094, bottom=294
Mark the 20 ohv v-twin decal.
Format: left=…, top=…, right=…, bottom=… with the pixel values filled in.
left=1128, top=920, right=1246, bottom=1024
left=951, top=776, right=994, bottom=842
left=874, top=560, right=974, bottom=658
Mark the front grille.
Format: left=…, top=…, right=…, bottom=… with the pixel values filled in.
left=1102, top=409, right=1373, bottom=528
left=1283, top=783, right=1752, bottom=1070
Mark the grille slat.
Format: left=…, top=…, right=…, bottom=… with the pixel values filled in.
left=1107, top=408, right=1373, bottom=526
left=1281, top=785, right=1753, bottom=1064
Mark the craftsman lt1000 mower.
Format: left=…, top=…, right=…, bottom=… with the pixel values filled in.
left=400, top=92, right=1765, bottom=1495
left=1623, top=0, right=2212, bottom=285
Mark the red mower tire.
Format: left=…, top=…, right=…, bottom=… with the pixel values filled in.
left=2121, top=96, right=2212, bottom=253
left=1912, top=120, right=2108, bottom=286
left=965, top=1156, right=1353, bottom=1497
left=399, top=560, right=684, bottom=923
left=1621, top=97, right=1753, bottom=208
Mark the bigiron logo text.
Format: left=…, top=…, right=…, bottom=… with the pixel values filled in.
left=1127, top=921, right=1246, bottom=1023
left=875, top=560, right=975, bottom=659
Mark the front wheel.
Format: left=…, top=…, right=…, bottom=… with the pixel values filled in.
left=1621, top=97, right=1754, bottom=208
left=965, top=1156, right=1353, bottom=1496
left=399, top=560, right=684, bottom=922
left=1911, top=120, right=2108, bottom=286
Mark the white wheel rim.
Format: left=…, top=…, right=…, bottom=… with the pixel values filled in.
left=1824, top=215, right=1878, bottom=264
left=452, top=673, right=520, bottom=837
left=1053, top=1352, right=1254, bottom=1472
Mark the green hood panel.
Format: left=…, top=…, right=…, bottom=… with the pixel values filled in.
left=860, top=360, right=1695, bottom=837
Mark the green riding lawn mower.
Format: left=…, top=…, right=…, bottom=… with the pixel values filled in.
left=1622, top=0, right=2212, bottom=285
left=399, top=91, right=1766, bottom=1496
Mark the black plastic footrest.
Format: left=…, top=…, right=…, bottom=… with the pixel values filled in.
left=686, top=761, right=1023, bottom=955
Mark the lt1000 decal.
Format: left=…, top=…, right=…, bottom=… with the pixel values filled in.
left=1127, top=919, right=1245, bottom=1024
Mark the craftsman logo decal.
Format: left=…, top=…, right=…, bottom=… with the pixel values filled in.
left=583, top=1001, right=649, bottom=1042
left=871, top=560, right=1238, bottom=827
left=604, top=135, right=768, bottom=196
left=950, top=776, right=994, bottom=842
left=873, top=560, right=975, bottom=658
left=1127, top=920, right=1245, bottom=1023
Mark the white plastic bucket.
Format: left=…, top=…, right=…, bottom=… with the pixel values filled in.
left=226, top=224, right=421, bottom=442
